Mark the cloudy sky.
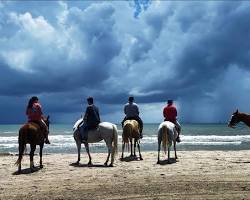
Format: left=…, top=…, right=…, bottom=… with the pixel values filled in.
left=1, top=0, right=250, bottom=124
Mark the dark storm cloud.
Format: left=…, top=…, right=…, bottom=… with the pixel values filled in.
left=0, top=2, right=121, bottom=96
left=138, top=2, right=250, bottom=102
left=1, top=1, right=250, bottom=123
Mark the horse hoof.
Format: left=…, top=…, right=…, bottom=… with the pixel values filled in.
left=75, top=161, right=80, bottom=165
left=109, top=164, right=114, bottom=167
left=40, top=165, right=43, bottom=169
left=87, top=162, right=93, bottom=166
left=157, top=161, right=160, bottom=164
left=104, top=162, right=108, bottom=167
left=140, top=157, right=143, bottom=160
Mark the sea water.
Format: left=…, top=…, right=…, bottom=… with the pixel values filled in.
left=1, top=123, right=250, bottom=154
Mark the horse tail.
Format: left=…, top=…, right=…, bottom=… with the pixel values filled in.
left=123, top=123, right=131, bottom=144
left=15, top=127, right=27, bottom=166
left=112, top=125, right=118, bottom=155
left=162, top=125, right=168, bottom=154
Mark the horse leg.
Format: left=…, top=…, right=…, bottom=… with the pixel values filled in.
left=137, top=140, right=143, bottom=160
left=110, top=141, right=115, bottom=167
left=174, top=141, right=178, bottom=159
left=39, top=143, right=44, bottom=168
left=104, top=140, right=112, bottom=167
left=17, top=142, right=25, bottom=173
left=76, top=141, right=81, bottom=165
left=130, top=138, right=133, bottom=157
left=30, top=144, right=36, bottom=171
left=121, top=141, right=125, bottom=160
left=157, top=138, right=161, bottom=164
left=84, top=143, right=92, bottom=166
left=167, top=147, right=170, bottom=164
left=133, top=139, right=137, bottom=157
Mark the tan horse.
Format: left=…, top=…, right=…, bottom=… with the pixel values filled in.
left=121, top=120, right=143, bottom=160
left=15, top=116, right=50, bottom=173
left=228, top=109, right=250, bottom=128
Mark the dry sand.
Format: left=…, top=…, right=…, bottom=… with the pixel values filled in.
left=0, top=151, right=250, bottom=199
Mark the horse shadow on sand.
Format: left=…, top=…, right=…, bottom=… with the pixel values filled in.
left=232, top=161, right=250, bottom=164
left=120, top=155, right=143, bottom=162
left=157, top=158, right=177, bottom=165
left=69, top=162, right=109, bottom=168
left=13, top=166, right=42, bottom=175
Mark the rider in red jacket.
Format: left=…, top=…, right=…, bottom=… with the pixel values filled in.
left=163, top=100, right=181, bottom=142
left=26, top=96, right=50, bottom=144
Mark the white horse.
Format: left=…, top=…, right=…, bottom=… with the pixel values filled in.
left=73, top=119, right=118, bottom=167
left=157, top=121, right=178, bottom=164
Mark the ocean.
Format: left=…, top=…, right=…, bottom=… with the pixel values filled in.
left=0, top=123, right=250, bottom=155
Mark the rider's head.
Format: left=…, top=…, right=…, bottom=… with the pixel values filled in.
left=167, top=99, right=173, bottom=105
left=87, top=96, right=94, bottom=105
left=27, top=96, right=39, bottom=109
left=128, top=96, right=134, bottom=103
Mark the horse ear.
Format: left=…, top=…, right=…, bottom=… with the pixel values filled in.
left=236, top=109, right=239, bottom=113
left=47, top=115, right=50, bottom=120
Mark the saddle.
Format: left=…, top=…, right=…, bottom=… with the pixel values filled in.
left=23, top=122, right=39, bottom=131
left=23, top=122, right=46, bottom=134
left=87, top=125, right=99, bottom=131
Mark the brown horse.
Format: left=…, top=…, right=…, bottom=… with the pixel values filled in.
left=121, top=120, right=143, bottom=160
left=15, top=116, right=50, bottom=173
left=228, top=109, right=250, bottom=128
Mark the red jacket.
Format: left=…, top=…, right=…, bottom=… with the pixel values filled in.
left=163, top=104, right=177, bottom=123
left=26, top=102, right=43, bottom=121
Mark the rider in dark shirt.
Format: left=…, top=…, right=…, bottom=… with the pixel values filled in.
left=78, top=97, right=100, bottom=142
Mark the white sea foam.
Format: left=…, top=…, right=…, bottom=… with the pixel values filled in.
left=2, top=123, right=250, bottom=153
left=1, top=135, right=250, bottom=144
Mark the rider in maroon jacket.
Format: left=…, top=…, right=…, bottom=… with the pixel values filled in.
left=163, top=100, right=181, bottom=143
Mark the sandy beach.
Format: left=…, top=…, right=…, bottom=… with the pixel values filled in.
left=0, top=151, right=250, bottom=199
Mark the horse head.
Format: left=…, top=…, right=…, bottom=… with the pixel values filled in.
left=228, top=109, right=239, bottom=128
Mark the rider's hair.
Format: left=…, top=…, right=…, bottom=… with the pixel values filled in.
left=128, top=96, right=134, bottom=103
left=167, top=100, right=173, bottom=104
left=87, top=96, right=94, bottom=104
left=27, top=96, right=39, bottom=109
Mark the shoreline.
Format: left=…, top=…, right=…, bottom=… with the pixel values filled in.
left=1, top=151, right=250, bottom=199
left=1, top=148, right=250, bottom=156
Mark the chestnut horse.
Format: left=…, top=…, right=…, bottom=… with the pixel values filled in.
left=15, top=116, right=50, bottom=173
left=157, top=121, right=178, bottom=164
left=228, top=109, right=250, bottom=128
left=121, top=120, right=143, bottom=160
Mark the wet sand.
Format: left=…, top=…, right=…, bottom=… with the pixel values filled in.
left=0, top=151, right=250, bottom=199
